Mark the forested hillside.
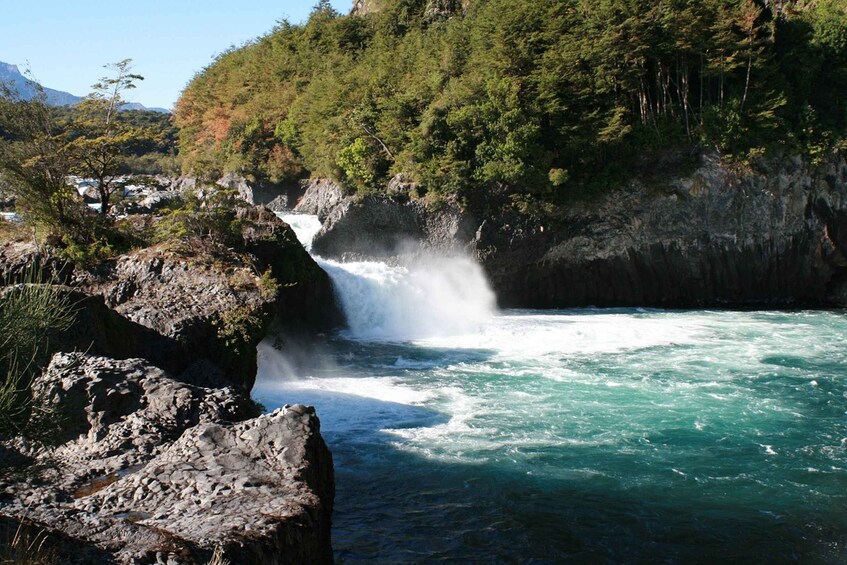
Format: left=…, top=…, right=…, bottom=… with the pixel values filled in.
left=175, top=0, right=847, bottom=212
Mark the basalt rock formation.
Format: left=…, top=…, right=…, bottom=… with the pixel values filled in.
left=482, top=154, right=847, bottom=308
left=67, top=207, right=340, bottom=389
left=0, top=353, right=334, bottom=564
left=307, top=153, right=847, bottom=308
left=72, top=240, right=275, bottom=390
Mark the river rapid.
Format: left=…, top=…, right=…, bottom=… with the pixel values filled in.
left=253, top=213, right=847, bottom=562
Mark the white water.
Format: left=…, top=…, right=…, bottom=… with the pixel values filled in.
left=278, top=212, right=496, bottom=341
left=279, top=213, right=322, bottom=252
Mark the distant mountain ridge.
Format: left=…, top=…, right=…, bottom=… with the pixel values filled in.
left=0, top=61, right=82, bottom=106
left=0, top=61, right=169, bottom=113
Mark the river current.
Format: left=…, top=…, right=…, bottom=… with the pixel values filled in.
left=253, top=214, right=847, bottom=562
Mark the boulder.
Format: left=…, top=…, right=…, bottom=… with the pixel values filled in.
left=217, top=172, right=289, bottom=207
left=122, top=190, right=181, bottom=215
left=311, top=195, right=424, bottom=259
left=294, top=179, right=345, bottom=222
left=0, top=241, right=74, bottom=285
left=302, top=178, right=476, bottom=259
left=0, top=353, right=333, bottom=564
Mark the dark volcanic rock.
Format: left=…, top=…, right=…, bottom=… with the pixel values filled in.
left=73, top=242, right=273, bottom=390
left=0, top=353, right=334, bottom=564
left=71, top=208, right=341, bottom=389
left=312, top=195, right=424, bottom=259
left=308, top=153, right=847, bottom=308
left=484, top=155, right=847, bottom=308
left=309, top=191, right=477, bottom=260
left=217, top=172, right=302, bottom=208
left=238, top=206, right=343, bottom=327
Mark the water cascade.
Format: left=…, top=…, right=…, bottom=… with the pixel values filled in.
left=278, top=212, right=496, bottom=341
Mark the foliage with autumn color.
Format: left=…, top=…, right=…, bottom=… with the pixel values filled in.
left=175, top=0, right=847, bottom=213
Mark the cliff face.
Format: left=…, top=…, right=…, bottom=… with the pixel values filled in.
left=351, top=0, right=470, bottom=17
left=483, top=155, right=847, bottom=308
left=69, top=207, right=340, bottom=389
left=308, top=153, right=847, bottom=308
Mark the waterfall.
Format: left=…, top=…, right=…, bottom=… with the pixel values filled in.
left=279, top=213, right=322, bottom=252
left=278, top=212, right=496, bottom=341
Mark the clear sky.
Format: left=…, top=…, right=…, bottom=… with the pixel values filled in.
left=1, top=0, right=351, bottom=110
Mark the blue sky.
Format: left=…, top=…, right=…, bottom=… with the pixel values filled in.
left=2, top=0, right=351, bottom=110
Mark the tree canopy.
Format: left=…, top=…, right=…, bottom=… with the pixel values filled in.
left=175, top=0, right=847, bottom=211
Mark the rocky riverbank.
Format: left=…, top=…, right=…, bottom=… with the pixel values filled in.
left=303, top=152, right=847, bottom=308
left=0, top=195, right=340, bottom=562
left=1, top=354, right=333, bottom=564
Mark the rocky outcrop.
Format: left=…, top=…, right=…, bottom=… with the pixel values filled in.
left=309, top=153, right=847, bottom=308
left=0, top=241, right=74, bottom=285
left=0, top=353, right=334, bottom=564
left=68, top=208, right=341, bottom=389
left=72, top=242, right=273, bottom=390
left=312, top=195, right=423, bottom=258
left=217, top=172, right=305, bottom=210
left=294, top=178, right=346, bottom=221
left=308, top=192, right=476, bottom=260
left=482, top=155, right=847, bottom=307
left=122, top=190, right=181, bottom=215
left=238, top=206, right=343, bottom=327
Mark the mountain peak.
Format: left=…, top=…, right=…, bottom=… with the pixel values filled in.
left=0, top=61, right=169, bottom=112
left=0, top=60, right=81, bottom=106
left=0, top=62, right=20, bottom=76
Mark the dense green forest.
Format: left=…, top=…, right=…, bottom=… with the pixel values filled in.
left=175, top=0, right=847, bottom=212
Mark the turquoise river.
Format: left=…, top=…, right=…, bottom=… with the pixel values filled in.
left=253, top=214, right=847, bottom=562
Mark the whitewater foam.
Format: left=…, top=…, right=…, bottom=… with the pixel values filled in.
left=278, top=212, right=322, bottom=251
left=319, top=255, right=496, bottom=341
left=278, top=211, right=497, bottom=341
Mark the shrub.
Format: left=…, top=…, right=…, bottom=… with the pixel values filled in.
left=257, top=268, right=281, bottom=301
left=0, top=277, right=75, bottom=440
left=154, top=189, right=249, bottom=248
left=213, top=305, right=265, bottom=359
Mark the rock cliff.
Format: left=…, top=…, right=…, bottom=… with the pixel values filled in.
left=0, top=353, right=334, bottom=564
left=60, top=206, right=341, bottom=390
left=307, top=153, right=847, bottom=308
left=351, top=0, right=471, bottom=18
left=297, top=179, right=476, bottom=260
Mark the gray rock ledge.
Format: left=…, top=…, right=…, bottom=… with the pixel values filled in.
left=0, top=353, right=334, bottom=564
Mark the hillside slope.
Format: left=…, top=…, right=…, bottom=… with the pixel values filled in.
left=175, top=0, right=846, bottom=212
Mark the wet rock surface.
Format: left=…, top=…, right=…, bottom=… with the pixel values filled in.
left=0, top=353, right=334, bottom=564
